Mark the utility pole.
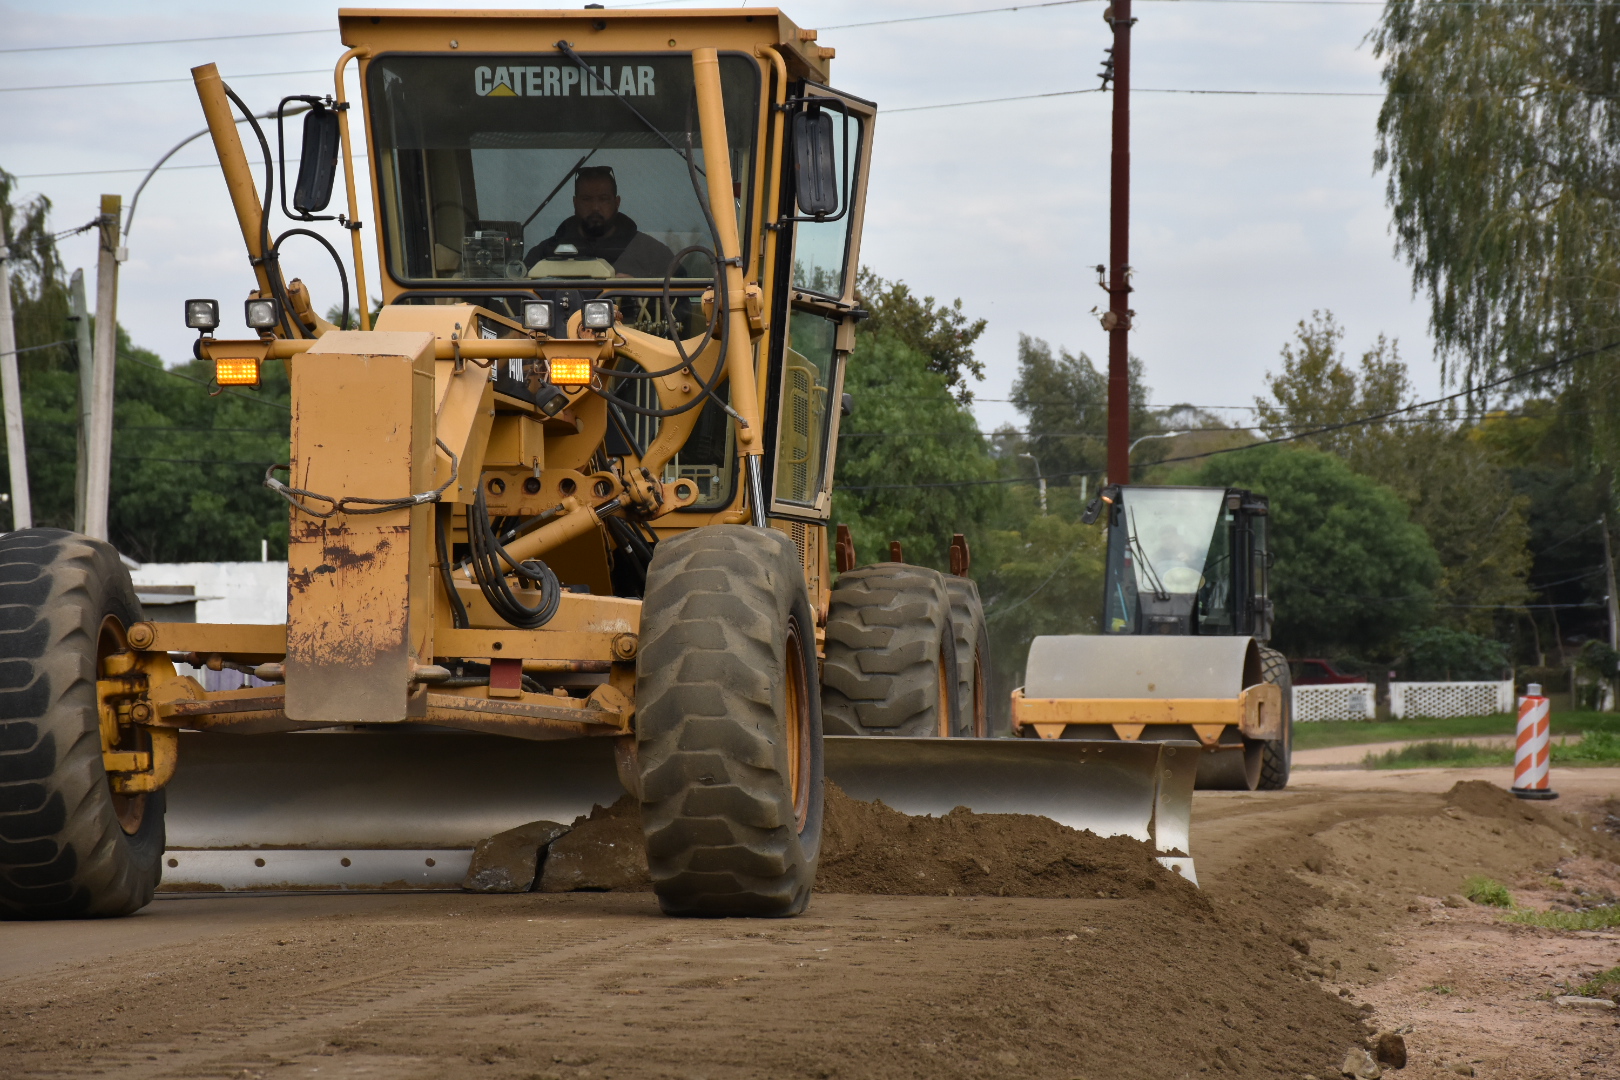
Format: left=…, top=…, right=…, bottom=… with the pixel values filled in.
left=1103, top=0, right=1135, bottom=486
left=1603, top=515, right=1618, bottom=710
left=84, top=195, right=123, bottom=542
left=69, top=269, right=93, bottom=533
left=0, top=212, right=32, bottom=530
left=1019, top=452, right=1047, bottom=515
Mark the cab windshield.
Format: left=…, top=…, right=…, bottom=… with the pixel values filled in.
left=366, top=53, right=760, bottom=286
left=1103, top=487, right=1234, bottom=634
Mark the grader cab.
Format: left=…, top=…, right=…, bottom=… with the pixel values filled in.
left=0, top=8, right=1199, bottom=921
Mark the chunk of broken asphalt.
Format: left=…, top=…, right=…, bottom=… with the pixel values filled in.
left=462, top=820, right=570, bottom=893
left=1340, top=1047, right=1382, bottom=1079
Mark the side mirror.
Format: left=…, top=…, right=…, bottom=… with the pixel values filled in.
left=792, top=110, right=839, bottom=217
left=293, top=106, right=341, bottom=215
left=1081, top=483, right=1121, bottom=526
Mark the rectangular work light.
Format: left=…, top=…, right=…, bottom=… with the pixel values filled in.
left=549, top=358, right=593, bottom=386
left=184, top=299, right=219, bottom=332
left=244, top=297, right=282, bottom=331
left=214, top=358, right=262, bottom=388
left=580, top=299, right=615, bottom=331
left=522, top=300, right=554, bottom=331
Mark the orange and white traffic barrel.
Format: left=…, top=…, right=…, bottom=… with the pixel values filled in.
left=1511, top=683, right=1558, bottom=801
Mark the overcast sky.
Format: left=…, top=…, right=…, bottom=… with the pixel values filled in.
left=1, top=0, right=1436, bottom=435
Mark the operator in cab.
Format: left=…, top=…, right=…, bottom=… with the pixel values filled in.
left=525, top=165, right=676, bottom=279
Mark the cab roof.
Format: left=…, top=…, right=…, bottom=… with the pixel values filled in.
left=337, top=7, right=835, bottom=82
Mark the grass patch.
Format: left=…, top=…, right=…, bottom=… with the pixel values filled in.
left=1463, top=876, right=1513, bottom=907
left=1557, top=729, right=1620, bottom=763
left=1294, top=710, right=1620, bottom=751
left=1506, top=905, right=1620, bottom=931
left=1365, top=741, right=1513, bottom=769
left=1360, top=731, right=1620, bottom=769
left=1570, top=966, right=1620, bottom=999
left=1421, top=984, right=1454, bottom=995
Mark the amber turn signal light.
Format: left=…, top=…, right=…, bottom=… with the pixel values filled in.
left=215, top=358, right=262, bottom=387
left=549, top=358, right=592, bottom=386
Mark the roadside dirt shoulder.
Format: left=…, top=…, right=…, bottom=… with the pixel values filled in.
left=1191, top=775, right=1620, bottom=1079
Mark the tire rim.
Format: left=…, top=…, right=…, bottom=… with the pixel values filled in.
left=98, top=615, right=147, bottom=836
left=784, top=616, right=812, bottom=833
left=936, top=644, right=951, bottom=738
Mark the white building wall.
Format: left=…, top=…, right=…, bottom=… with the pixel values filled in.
left=128, top=562, right=287, bottom=624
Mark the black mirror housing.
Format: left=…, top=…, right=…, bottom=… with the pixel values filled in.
left=792, top=110, right=839, bottom=216
left=293, top=106, right=341, bottom=215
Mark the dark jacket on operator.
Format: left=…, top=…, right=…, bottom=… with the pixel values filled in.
left=526, top=213, right=676, bottom=279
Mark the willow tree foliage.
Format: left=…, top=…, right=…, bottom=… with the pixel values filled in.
left=1371, top=2, right=1620, bottom=446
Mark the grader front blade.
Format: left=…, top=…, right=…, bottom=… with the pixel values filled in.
left=158, top=733, right=1198, bottom=890
left=824, top=736, right=1198, bottom=881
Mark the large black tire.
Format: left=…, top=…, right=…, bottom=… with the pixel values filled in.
left=1256, top=644, right=1292, bottom=790
left=636, top=526, right=824, bottom=917
left=943, top=577, right=992, bottom=737
left=821, top=563, right=959, bottom=737
left=0, top=529, right=165, bottom=920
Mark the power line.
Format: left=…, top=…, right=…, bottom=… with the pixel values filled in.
left=1150, top=340, right=1620, bottom=468
left=4, top=0, right=1605, bottom=56
left=826, top=1, right=1090, bottom=30
left=0, top=69, right=328, bottom=95
left=17, top=153, right=368, bottom=182
left=843, top=342, right=1615, bottom=490
left=119, top=457, right=270, bottom=467
left=118, top=352, right=291, bottom=412
left=31, top=421, right=287, bottom=434
left=0, top=29, right=335, bottom=54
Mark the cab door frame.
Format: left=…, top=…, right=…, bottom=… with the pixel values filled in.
left=762, top=81, right=876, bottom=523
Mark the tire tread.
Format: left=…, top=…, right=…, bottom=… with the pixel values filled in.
left=0, top=529, right=164, bottom=920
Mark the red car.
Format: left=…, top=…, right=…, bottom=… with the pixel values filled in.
left=1289, top=658, right=1364, bottom=685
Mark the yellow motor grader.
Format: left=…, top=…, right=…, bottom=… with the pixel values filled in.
left=0, top=8, right=1199, bottom=920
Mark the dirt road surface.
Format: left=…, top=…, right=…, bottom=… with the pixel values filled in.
left=2, top=768, right=1617, bottom=1080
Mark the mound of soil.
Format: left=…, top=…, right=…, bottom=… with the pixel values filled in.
left=818, top=781, right=1202, bottom=908
left=1446, top=778, right=1620, bottom=857
left=1446, top=778, right=1550, bottom=823
left=527, top=785, right=1200, bottom=907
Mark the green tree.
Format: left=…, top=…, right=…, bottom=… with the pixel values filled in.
left=1371, top=3, right=1620, bottom=452
left=1254, top=312, right=1532, bottom=629
left=975, top=503, right=1107, bottom=699
left=1, top=167, right=291, bottom=560
left=1194, top=445, right=1441, bottom=657
left=1007, top=334, right=1159, bottom=485
left=854, top=268, right=988, bottom=401
left=1252, top=311, right=1408, bottom=462
left=831, top=329, right=1003, bottom=572
left=1399, top=626, right=1510, bottom=680
left=1471, top=401, right=1613, bottom=663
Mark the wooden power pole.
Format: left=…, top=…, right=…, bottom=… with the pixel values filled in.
left=0, top=211, right=32, bottom=530
left=84, top=195, right=122, bottom=543
left=70, top=269, right=93, bottom=533
left=1104, top=0, right=1135, bottom=486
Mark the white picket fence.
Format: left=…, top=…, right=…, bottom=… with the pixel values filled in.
left=1293, top=683, right=1377, bottom=722
left=1293, top=680, right=1515, bottom=722
left=1389, top=681, right=1514, bottom=720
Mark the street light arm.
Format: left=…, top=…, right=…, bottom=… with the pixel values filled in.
left=125, top=104, right=311, bottom=240
left=1128, top=430, right=1182, bottom=455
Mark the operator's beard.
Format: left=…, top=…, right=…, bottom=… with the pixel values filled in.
left=580, top=214, right=611, bottom=238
